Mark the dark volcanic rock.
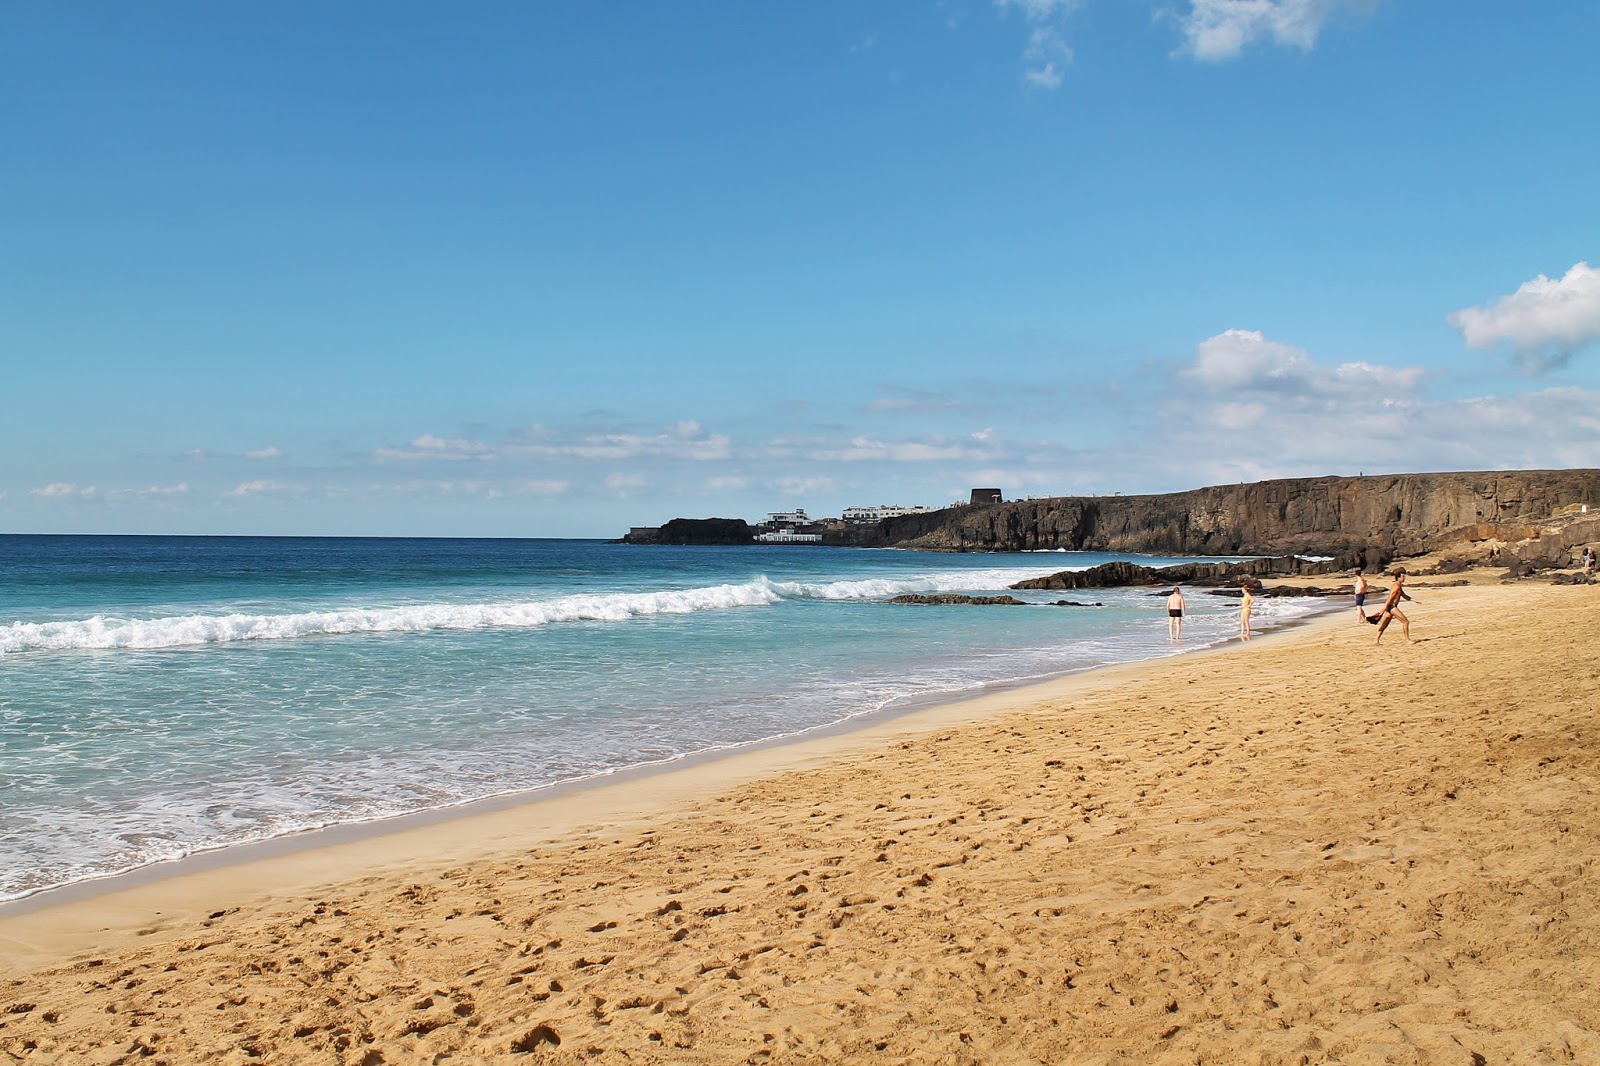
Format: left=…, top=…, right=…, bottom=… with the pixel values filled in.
left=651, top=518, right=755, bottom=546
left=847, top=470, right=1600, bottom=564
left=889, top=594, right=1027, bottom=605
left=1012, top=556, right=1336, bottom=591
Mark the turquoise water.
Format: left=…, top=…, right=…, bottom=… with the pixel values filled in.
left=0, top=536, right=1324, bottom=901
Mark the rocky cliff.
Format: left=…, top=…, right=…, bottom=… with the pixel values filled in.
left=853, top=470, right=1600, bottom=567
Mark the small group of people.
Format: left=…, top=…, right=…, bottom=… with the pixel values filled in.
left=1584, top=546, right=1596, bottom=576
left=1165, top=581, right=1256, bottom=642
left=1164, top=568, right=1411, bottom=646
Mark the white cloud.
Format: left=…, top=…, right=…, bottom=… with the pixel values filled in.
left=1186, top=328, right=1423, bottom=397
left=1448, top=261, right=1600, bottom=371
left=995, top=0, right=1076, bottom=89
left=375, top=434, right=495, bottom=462
left=508, top=422, right=733, bottom=462
left=1024, top=27, right=1072, bottom=87
left=245, top=446, right=283, bottom=460
left=1173, top=0, right=1358, bottom=62
left=31, top=482, right=78, bottom=497
left=706, top=476, right=751, bottom=492
left=137, top=483, right=189, bottom=496
left=516, top=479, right=569, bottom=496
left=226, top=479, right=288, bottom=497
left=1161, top=328, right=1599, bottom=481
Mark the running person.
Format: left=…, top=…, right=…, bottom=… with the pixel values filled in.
left=1374, top=568, right=1412, bottom=645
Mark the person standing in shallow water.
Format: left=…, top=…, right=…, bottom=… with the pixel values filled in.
left=1352, top=570, right=1369, bottom=623
left=1167, top=587, right=1185, bottom=639
left=1239, top=581, right=1255, bottom=641
left=1375, top=568, right=1413, bottom=645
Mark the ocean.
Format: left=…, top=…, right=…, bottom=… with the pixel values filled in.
left=0, top=535, right=1328, bottom=902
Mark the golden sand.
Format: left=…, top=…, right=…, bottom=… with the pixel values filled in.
left=2, top=580, right=1597, bottom=1064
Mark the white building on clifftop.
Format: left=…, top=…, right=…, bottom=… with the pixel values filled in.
left=842, top=504, right=935, bottom=524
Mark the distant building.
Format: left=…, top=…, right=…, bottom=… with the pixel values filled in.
left=766, top=508, right=810, bottom=528
left=841, top=504, right=936, bottom=524
left=754, top=530, right=823, bottom=543
left=970, top=488, right=1003, bottom=505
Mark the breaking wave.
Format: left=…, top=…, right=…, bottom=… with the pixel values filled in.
left=1, top=568, right=1061, bottom=655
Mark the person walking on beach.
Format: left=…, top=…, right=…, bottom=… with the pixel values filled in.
left=1167, top=587, right=1185, bottom=639
left=1239, top=581, right=1255, bottom=641
left=1352, top=570, right=1369, bottom=623
left=1374, top=568, right=1412, bottom=645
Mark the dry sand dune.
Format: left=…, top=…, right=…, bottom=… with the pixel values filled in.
left=2, top=580, right=1597, bottom=1064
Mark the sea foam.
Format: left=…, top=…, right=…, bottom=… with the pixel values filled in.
left=0, top=568, right=1063, bottom=655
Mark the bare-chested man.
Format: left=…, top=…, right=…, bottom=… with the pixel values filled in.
left=1374, top=567, right=1412, bottom=645
left=1352, top=569, right=1369, bottom=623
left=1167, top=587, right=1185, bottom=639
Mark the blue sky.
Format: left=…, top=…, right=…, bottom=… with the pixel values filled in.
left=4, top=1, right=1598, bottom=537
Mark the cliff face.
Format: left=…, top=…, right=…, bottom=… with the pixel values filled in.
left=856, top=470, right=1600, bottom=564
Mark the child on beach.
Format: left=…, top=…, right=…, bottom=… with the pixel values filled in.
left=1239, top=582, right=1254, bottom=641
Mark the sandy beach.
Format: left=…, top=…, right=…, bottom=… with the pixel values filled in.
left=2, top=578, right=1597, bottom=1064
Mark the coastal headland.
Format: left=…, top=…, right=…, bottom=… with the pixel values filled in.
left=3, top=573, right=1598, bottom=1063
left=627, top=469, right=1600, bottom=576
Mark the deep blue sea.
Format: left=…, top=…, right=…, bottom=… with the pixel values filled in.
left=0, top=535, right=1325, bottom=902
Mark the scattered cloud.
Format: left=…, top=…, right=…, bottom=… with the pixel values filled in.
left=375, top=434, right=495, bottom=462
left=605, top=472, right=646, bottom=493
left=996, top=0, right=1076, bottom=19
left=995, top=0, right=1077, bottom=88
left=771, top=476, right=836, bottom=498
left=226, top=479, right=289, bottom=498
left=138, top=483, right=189, bottom=496
left=1448, top=261, right=1600, bottom=371
left=516, top=479, right=570, bottom=496
left=1163, top=327, right=1597, bottom=481
left=1024, top=27, right=1073, bottom=87
left=1171, top=0, right=1365, bottom=62
left=245, top=446, right=283, bottom=460
left=774, top=433, right=1002, bottom=463
left=499, top=421, right=733, bottom=463
left=31, top=482, right=79, bottom=497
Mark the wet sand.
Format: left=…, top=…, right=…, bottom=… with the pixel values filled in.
left=2, top=579, right=1597, bottom=1064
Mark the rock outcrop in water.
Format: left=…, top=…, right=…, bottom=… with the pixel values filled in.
left=623, top=518, right=754, bottom=545
left=851, top=470, right=1600, bottom=568
left=1010, top=556, right=1335, bottom=591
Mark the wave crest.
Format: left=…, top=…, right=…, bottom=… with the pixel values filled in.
left=1, top=567, right=1062, bottom=655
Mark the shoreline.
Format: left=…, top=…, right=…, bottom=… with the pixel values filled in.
left=0, top=597, right=1334, bottom=923
left=0, top=600, right=1336, bottom=963
left=4, top=579, right=1596, bottom=1062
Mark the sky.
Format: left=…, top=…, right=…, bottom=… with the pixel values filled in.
left=3, top=1, right=1598, bottom=538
